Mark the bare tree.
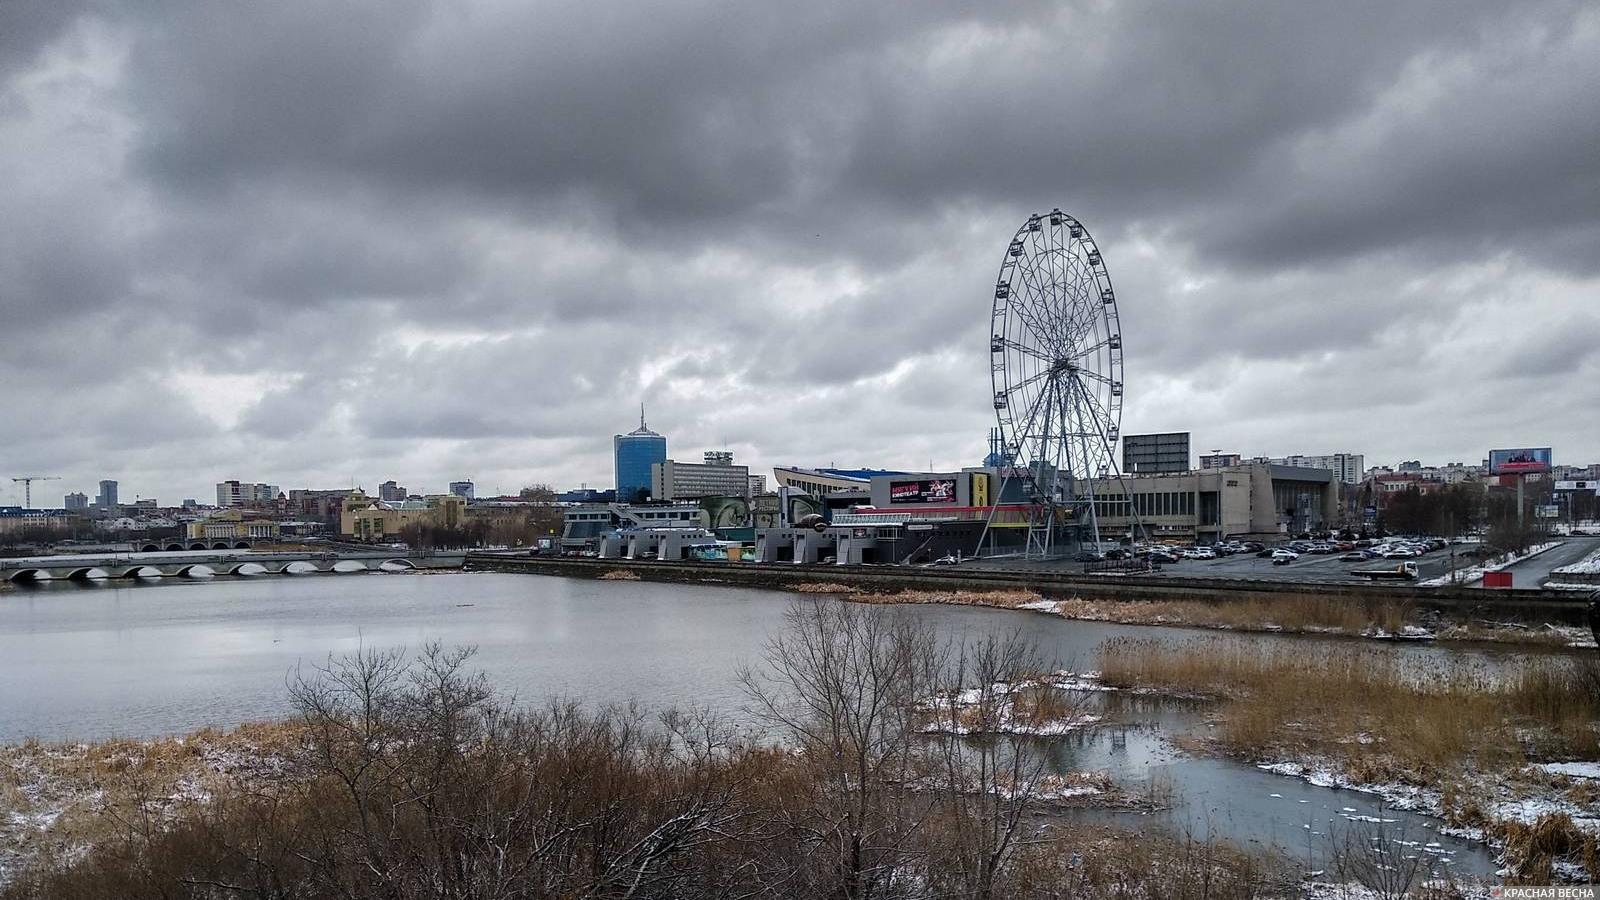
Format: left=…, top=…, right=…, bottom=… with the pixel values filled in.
left=921, top=632, right=1084, bottom=899
left=739, top=599, right=945, bottom=898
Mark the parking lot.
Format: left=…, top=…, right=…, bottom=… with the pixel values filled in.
left=967, top=536, right=1600, bottom=588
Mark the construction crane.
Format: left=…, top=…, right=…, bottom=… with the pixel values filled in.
left=10, top=476, right=60, bottom=509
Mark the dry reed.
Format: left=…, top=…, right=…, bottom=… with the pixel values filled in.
left=1096, top=636, right=1600, bottom=781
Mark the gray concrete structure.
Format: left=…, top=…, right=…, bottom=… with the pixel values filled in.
left=1088, top=463, right=1338, bottom=543
left=2, top=549, right=465, bottom=583
left=598, top=527, right=718, bottom=560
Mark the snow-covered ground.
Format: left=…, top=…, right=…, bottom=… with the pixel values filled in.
left=1417, top=540, right=1562, bottom=587
left=1258, top=756, right=1600, bottom=884
left=917, top=673, right=1105, bottom=736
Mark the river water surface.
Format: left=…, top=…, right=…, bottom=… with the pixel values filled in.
left=0, top=570, right=1510, bottom=877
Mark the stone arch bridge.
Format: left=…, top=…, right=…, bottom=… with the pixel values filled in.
left=2, top=549, right=465, bottom=584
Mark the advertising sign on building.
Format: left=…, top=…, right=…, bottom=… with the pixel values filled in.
left=1555, top=481, right=1597, bottom=493
left=888, top=479, right=957, bottom=504
left=1487, top=448, right=1552, bottom=474
left=1535, top=505, right=1560, bottom=518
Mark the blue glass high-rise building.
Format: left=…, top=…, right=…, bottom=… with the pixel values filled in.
left=614, top=406, right=666, bottom=503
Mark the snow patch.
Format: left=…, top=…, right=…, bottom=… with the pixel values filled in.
left=1537, top=761, right=1600, bottom=780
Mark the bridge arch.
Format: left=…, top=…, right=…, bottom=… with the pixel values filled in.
left=6, top=569, right=47, bottom=584
left=113, top=566, right=159, bottom=579
left=188, top=542, right=208, bottom=551
left=175, top=564, right=216, bottom=578
left=210, top=542, right=230, bottom=550
left=165, top=543, right=186, bottom=552
left=65, top=567, right=107, bottom=581
left=140, top=544, right=160, bottom=553
left=233, top=541, right=250, bottom=550
left=380, top=558, right=419, bottom=571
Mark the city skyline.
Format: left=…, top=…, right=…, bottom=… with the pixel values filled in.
left=4, top=2, right=1597, bottom=505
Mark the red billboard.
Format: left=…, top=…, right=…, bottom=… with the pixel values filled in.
left=1488, top=448, right=1552, bottom=474
left=888, top=479, right=957, bottom=504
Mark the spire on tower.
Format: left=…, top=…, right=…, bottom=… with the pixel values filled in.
left=640, top=402, right=646, bottom=430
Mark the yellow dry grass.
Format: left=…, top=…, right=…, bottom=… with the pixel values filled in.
left=0, top=722, right=302, bottom=867
left=596, top=569, right=641, bottom=580
left=1095, top=636, right=1600, bottom=783
left=1054, top=592, right=1412, bottom=635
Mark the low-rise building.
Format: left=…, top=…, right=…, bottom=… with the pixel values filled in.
left=339, top=491, right=466, bottom=541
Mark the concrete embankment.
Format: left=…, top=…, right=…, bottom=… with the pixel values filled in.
left=465, top=554, right=1593, bottom=625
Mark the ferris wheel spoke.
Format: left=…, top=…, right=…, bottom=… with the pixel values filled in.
left=1008, top=299, right=1058, bottom=359
left=1068, top=333, right=1118, bottom=360
left=1009, top=260, right=1062, bottom=355
left=1067, top=374, right=1119, bottom=448
left=1000, top=366, right=1054, bottom=403
left=1073, top=367, right=1116, bottom=388
left=995, top=337, right=1053, bottom=365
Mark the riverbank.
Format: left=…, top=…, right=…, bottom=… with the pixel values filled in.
left=1087, top=636, right=1600, bottom=883
left=0, top=694, right=1289, bottom=897
left=791, top=581, right=1599, bottom=649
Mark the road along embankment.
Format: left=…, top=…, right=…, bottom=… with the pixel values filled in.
left=466, top=554, right=1594, bottom=626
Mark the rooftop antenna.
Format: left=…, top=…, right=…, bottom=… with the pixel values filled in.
left=640, top=402, right=647, bottom=430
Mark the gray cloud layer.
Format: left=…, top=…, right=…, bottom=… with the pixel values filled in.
left=2, top=0, right=1597, bottom=503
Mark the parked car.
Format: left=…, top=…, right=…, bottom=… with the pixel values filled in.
left=1382, top=546, right=1416, bottom=559
left=1339, top=551, right=1367, bottom=561
left=1271, top=549, right=1299, bottom=565
left=1191, top=548, right=1217, bottom=560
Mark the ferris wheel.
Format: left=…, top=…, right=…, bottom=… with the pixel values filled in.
left=987, top=209, right=1126, bottom=557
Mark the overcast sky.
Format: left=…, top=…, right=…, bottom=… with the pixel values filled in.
left=3, top=1, right=1597, bottom=505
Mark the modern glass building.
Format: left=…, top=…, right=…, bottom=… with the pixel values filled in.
left=614, top=407, right=667, bottom=503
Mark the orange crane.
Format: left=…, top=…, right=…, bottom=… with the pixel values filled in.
left=10, top=475, right=60, bottom=509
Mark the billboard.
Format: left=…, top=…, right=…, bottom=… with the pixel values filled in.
left=1535, top=505, right=1560, bottom=518
left=1488, top=447, right=1552, bottom=474
left=888, top=478, right=957, bottom=504
left=1555, top=481, right=1597, bottom=493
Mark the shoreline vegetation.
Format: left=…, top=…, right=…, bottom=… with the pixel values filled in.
left=790, top=582, right=1599, bottom=649
left=3, top=596, right=1596, bottom=894
left=1090, top=636, right=1600, bottom=884
left=0, top=606, right=1326, bottom=899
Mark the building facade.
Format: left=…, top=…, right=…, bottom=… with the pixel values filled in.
left=1122, top=432, right=1191, bottom=474
left=651, top=454, right=751, bottom=500
left=1197, top=453, right=1241, bottom=470
left=449, top=480, right=475, bottom=499
left=64, top=492, right=89, bottom=512
left=614, top=410, right=667, bottom=503
left=1268, top=453, right=1365, bottom=483
left=378, top=481, right=408, bottom=502
left=1087, top=463, right=1338, bottom=542
left=216, top=480, right=280, bottom=507
left=96, top=480, right=118, bottom=508
left=339, top=491, right=467, bottom=541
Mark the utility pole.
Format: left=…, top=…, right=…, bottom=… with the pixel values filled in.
left=10, top=476, right=61, bottom=509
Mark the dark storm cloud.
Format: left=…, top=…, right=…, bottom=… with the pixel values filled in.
left=2, top=0, right=1597, bottom=501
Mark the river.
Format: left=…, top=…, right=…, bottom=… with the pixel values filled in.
left=0, top=570, right=1510, bottom=877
